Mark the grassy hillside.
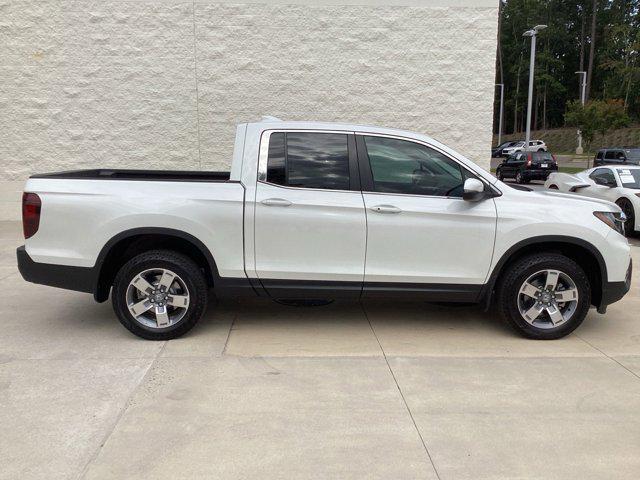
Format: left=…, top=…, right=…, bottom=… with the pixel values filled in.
left=493, top=125, right=640, bottom=155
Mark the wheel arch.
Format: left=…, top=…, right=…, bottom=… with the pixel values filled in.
left=615, top=196, right=635, bottom=211
left=483, top=236, right=606, bottom=309
left=93, top=228, right=220, bottom=302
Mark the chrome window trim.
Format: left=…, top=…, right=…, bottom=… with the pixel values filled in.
left=257, top=129, right=355, bottom=194
left=256, top=128, right=500, bottom=198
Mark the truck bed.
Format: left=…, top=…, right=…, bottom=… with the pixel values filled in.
left=30, top=169, right=232, bottom=182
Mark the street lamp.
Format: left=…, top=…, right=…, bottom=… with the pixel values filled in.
left=575, top=71, right=587, bottom=154
left=522, top=25, right=547, bottom=149
left=495, top=83, right=504, bottom=147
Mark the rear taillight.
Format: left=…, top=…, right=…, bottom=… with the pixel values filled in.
left=552, top=154, right=557, bottom=162
left=526, top=153, right=532, bottom=166
left=22, top=192, right=41, bottom=239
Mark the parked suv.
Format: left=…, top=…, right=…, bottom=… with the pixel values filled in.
left=501, top=140, right=547, bottom=156
left=492, top=141, right=517, bottom=158
left=496, top=151, right=558, bottom=183
left=594, top=147, right=640, bottom=167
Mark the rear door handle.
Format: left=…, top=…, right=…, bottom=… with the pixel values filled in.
left=261, top=198, right=292, bottom=207
left=370, top=204, right=401, bottom=214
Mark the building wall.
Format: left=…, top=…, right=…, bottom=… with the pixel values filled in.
left=0, top=0, right=498, bottom=220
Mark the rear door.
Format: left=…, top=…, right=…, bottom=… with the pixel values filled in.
left=253, top=130, right=366, bottom=297
left=532, top=152, right=554, bottom=170
left=356, top=134, right=497, bottom=295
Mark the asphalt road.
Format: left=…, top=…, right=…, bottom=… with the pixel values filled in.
left=2, top=222, right=640, bottom=480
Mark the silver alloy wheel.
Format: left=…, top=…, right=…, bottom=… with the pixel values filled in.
left=517, top=269, right=579, bottom=329
left=126, top=268, right=190, bottom=329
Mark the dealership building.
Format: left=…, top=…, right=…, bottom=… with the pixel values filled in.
left=1, top=0, right=498, bottom=219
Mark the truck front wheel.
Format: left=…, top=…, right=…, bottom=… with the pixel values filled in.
left=112, top=250, right=208, bottom=340
left=496, top=253, right=591, bottom=339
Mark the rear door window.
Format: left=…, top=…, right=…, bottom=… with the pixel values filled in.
left=605, top=150, right=617, bottom=160
left=266, top=132, right=350, bottom=191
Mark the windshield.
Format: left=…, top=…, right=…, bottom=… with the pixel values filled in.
left=497, top=142, right=513, bottom=149
left=624, top=149, right=640, bottom=161
left=616, top=169, right=640, bottom=189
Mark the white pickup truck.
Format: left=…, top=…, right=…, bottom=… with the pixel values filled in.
left=18, top=119, right=632, bottom=340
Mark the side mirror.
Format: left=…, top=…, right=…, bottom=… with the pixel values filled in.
left=463, top=178, right=486, bottom=201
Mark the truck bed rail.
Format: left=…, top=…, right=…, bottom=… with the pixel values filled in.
left=30, top=169, right=231, bottom=182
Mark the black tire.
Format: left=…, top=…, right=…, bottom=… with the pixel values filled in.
left=549, top=184, right=559, bottom=190
left=616, top=198, right=635, bottom=235
left=112, top=250, right=208, bottom=340
left=496, top=169, right=504, bottom=181
left=537, top=148, right=544, bottom=152
left=496, top=253, right=591, bottom=339
left=515, top=171, right=524, bottom=184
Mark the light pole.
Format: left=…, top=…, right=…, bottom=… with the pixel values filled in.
left=523, top=25, right=547, bottom=149
left=575, top=71, right=587, bottom=154
left=495, top=83, right=504, bottom=146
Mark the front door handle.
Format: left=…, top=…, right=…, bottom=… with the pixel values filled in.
left=370, top=204, right=401, bottom=214
left=261, top=198, right=292, bottom=207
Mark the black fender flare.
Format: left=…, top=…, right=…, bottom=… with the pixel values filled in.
left=480, top=235, right=607, bottom=310
left=93, top=227, right=221, bottom=302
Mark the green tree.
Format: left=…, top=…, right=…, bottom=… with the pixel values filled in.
left=564, top=99, right=630, bottom=149
left=597, top=99, right=631, bottom=136
left=495, top=0, right=640, bottom=134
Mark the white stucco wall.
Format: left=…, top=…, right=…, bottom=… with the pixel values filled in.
left=0, top=0, right=498, bottom=220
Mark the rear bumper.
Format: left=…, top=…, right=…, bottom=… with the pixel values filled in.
left=523, top=169, right=557, bottom=180
left=17, top=246, right=96, bottom=294
left=599, top=259, right=632, bottom=313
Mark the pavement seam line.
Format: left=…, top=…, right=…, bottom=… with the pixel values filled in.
left=575, top=333, right=640, bottom=381
left=361, top=302, right=442, bottom=480
left=221, top=312, right=237, bottom=356
left=77, top=341, right=168, bottom=479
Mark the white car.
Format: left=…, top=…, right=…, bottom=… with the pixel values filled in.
left=17, top=118, right=631, bottom=341
left=545, top=165, right=640, bottom=234
left=501, top=140, right=548, bottom=156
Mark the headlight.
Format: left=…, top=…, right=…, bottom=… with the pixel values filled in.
left=594, top=211, right=626, bottom=235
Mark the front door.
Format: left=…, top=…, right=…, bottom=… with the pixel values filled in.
left=356, top=134, right=497, bottom=298
left=253, top=131, right=366, bottom=297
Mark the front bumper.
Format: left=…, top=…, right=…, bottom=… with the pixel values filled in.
left=598, top=259, right=632, bottom=313
left=17, top=246, right=95, bottom=294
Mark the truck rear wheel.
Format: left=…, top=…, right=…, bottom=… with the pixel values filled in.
left=496, top=253, right=591, bottom=339
left=112, top=250, right=208, bottom=340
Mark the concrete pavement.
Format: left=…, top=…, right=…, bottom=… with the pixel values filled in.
left=1, top=221, right=640, bottom=479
